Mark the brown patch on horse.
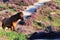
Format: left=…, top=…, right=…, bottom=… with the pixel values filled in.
left=12, top=21, right=17, bottom=31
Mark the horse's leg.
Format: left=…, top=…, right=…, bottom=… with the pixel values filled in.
left=2, top=23, right=5, bottom=30
left=11, top=25, right=15, bottom=31
left=12, top=21, right=17, bottom=31
left=12, top=26, right=15, bottom=31
left=7, top=27, right=11, bottom=31
left=11, top=26, right=13, bottom=30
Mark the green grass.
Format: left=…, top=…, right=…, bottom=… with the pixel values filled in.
left=54, top=10, right=60, bottom=14
left=0, top=4, right=8, bottom=8
left=55, top=0, right=60, bottom=5
left=0, top=30, right=26, bottom=40
left=51, top=18, right=60, bottom=26
left=44, top=17, right=50, bottom=21
left=0, top=4, right=5, bottom=7
left=37, top=16, right=42, bottom=21
left=33, top=22, right=40, bottom=27
left=45, top=10, right=51, bottom=14
left=9, top=9, right=16, bottom=12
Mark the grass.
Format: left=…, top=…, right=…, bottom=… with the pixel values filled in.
left=0, top=0, right=60, bottom=40
left=0, top=4, right=8, bottom=8
left=51, top=18, right=60, bottom=26
left=55, top=0, right=60, bottom=5
left=9, top=9, right=15, bottom=12
left=54, top=10, right=60, bottom=14
left=45, top=10, right=51, bottom=14
left=44, top=16, right=50, bottom=21
left=33, top=22, right=40, bottom=27
left=37, top=16, right=42, bottom=21
left=51, top=10, right=60, bottom=26
left=0, top=30, right=26, bottom=40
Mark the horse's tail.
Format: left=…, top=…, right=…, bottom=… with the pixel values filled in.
left=2, top=18, right=7, bottom=30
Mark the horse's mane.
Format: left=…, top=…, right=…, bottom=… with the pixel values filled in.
left=9, top=12, right=23, bottom=22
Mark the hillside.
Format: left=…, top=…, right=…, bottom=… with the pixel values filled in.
left=0, top=0, right=38, bottom=5
left=0, top=0, right=60, bottom=40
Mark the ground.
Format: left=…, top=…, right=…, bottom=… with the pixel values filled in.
left=0, top=0, right=60, bottom=40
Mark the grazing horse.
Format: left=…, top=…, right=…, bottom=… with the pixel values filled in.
left=2, top=12, right=25, bottom=31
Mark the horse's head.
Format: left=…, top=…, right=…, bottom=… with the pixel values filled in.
left=17, top=12, right=24, bottom=20
left=17, top=12, right=24, bottom=17
left=16, top=12, right=25, bottom=25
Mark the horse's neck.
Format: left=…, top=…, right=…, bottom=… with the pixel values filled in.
left=15, top=17, right=20, bottom=21
left=10, top=16, right=19, bottom=22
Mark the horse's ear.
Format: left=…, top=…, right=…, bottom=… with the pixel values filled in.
left=17, top=12, right=23, bottom=15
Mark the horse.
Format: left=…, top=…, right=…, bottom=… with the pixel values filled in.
left=2, top=12, right=25, bottom=31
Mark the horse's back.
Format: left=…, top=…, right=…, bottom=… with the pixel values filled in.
left=2, top=18, right=12, bottom=27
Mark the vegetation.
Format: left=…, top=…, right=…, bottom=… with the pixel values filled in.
left=51, top=18, right=60, bottom=26
left=15, top=2, right=28, bottom=6
left=55, top=0, right=60, bottom=5
left=0, top=0, right=60, bottom=40
left=0, top=30, right=26, bottom=40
